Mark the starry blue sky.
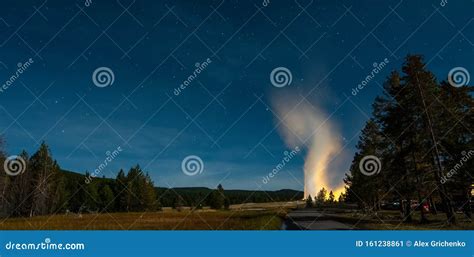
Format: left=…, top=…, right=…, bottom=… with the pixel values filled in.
left=0, top=0, right=472, bottom=190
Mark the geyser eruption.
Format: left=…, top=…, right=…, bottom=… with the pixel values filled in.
left=272, top=94, right=345, bottom=199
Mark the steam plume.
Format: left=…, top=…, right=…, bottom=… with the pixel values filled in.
left=272, top=94, right=345, bottom=199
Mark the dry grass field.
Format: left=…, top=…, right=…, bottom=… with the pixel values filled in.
left=0, top=209, right=289, bottom=230
left=1, top=202, right=472, bottom=230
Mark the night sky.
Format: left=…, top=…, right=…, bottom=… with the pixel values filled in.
left=0, top=0, right=472, bottom=191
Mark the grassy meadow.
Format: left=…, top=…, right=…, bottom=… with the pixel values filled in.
left=0, top=209, right=288, bottom=230
left=1, top=201, right=472, bottom=230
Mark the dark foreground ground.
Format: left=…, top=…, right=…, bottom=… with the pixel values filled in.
left=285, top=207, right=474, bottom=230
left=0, top=202, right=472, bottom=230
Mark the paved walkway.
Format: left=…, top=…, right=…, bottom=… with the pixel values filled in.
left=284, top=209, right=352, bottom=230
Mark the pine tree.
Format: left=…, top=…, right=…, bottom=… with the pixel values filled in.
left=337, top=193, right=346, bottom=204
left=126, top=165, right=142, bottom=212
left=344, top=119, right=386, bottom=212
left=141, top=172, right=157, bottom=211
left=209, top=184, right=226, bottom=209
left=0, top=143, right=8, bottom=217
left=305, top=195, right=313, bottom=208
left=436, top=81, right=473, bottom=219
left=84, top=174, right=99, bottom=211
left=224, top=197, right=231, bottom=210
left=316, top=188, right=327, bottom=206
left=344, top=55, right=470, bottom=224
left=6, top=151, right=33, bottom=216
left=100, top=184, right=114, bottom=212
left=116, top=165, right=158, bottom=212
left=51, top=176, right=68, bottom=213
left=173, top=195, right=185, bottom=211
left=328, top=191, right=335, bottom=204
left=115, top=169, right=128, bottom=211
left=29, top=142, right=60, bottom=216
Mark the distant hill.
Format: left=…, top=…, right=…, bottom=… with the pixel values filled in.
left=61, top=169, right=303, bottom=208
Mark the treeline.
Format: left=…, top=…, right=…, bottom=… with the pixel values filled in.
left=344, top=55, right=473, bottom=224
left=0, top=141, right=302, bottom=218
left=159, top=184, right=231, bottom=210
left=0, top=142, right=161, bottom=217
left=0, top=142, right=66, bottom=217
left=158, top=188, right=303, bottom=208
left=305, top=187, right=341, bottom=208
